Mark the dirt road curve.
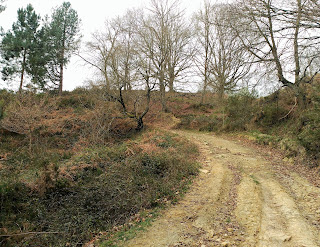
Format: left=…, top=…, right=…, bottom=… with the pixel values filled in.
left=125, top=131, right=320, bottom=247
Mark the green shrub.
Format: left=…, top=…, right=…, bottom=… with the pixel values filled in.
left=224, top=89, right=257, bottom=131
left=177, top=114, right=223, bottom=132
left=250, top=132, right=281, bottom=146
left=0, top=131, right=199, bottom=246
left=177, top=114, right=196, bottom=129
left=152, top=134, right=174, bottom=148
left=258, top=103, right=289, bottom=126
left=298, top=110, right=320, bottom=158
left=298, top=83, right=320, bottom=159
left=198, top=115, right=222, bottom=132
left=58, top=93, right=95, bottom=109
left=0, top=89, right=14, bottom=120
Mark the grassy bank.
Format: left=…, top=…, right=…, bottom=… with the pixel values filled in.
left=0, top=90, right=199, bottom=247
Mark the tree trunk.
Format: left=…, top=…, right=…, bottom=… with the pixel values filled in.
left=159, top=71, right=167, bottom=112
left=59, top=67, right=63, bottom=96
left=19, top=50, right=27, bottom=93
left=200, top=83, right=207, bottom=105
left=168, top=68, right=175, bottom=92
left=168, top=79, right=174, bottom=92
left=136, top=117, right=144, bottom=131
left=295, top=85, right=307, bottom=110
left=218, top=79, right=225, bottom=100
left=59, top=54, right=64, bottom=96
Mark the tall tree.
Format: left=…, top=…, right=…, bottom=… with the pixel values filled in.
left=81, top=10, right=154, bottom=130
left=140, top=0, right=191, bottom=111
left=166, top=8, right=194, bottom=93
left=1, top=4, right=40, bottom=92
left=194, top=1, right=215, bottom=103
left=231, top=0, right=320, bottom=107
left=82, top=9, right=142, bottom=91
left=45, top=1, right=80, bottom=95
left=208, top=4, right=252, bottom=99
left=194, top=2, right=252, bottom=101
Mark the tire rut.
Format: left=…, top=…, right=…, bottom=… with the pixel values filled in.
left=124, top=131, right=320, bottom=247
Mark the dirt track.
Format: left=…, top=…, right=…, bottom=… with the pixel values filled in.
left=125, top=131, right=320, bottom=247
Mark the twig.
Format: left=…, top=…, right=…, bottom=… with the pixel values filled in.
left=0, top=232, right=61, bottom=237
left=278, top=97, right=297, bottom=120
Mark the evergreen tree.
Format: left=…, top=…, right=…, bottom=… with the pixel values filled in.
left=45, top=2, right=81, bottom=95
left=27, top=26, right=50, bottom=89
left=1, top=4, right=40, bottom=92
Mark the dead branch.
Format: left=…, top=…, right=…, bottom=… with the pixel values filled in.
left=279, top=97, right=297, bottom=120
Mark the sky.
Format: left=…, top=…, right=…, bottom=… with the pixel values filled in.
left=0, top=0, right=203, bottom=91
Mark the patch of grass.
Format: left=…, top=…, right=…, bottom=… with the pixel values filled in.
left=98, top=209, right=161, bottom=247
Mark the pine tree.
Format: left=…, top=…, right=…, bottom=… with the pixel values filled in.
left=45, top=2, right=81, bottom=95
left=1, top=4, right=40, bottom=92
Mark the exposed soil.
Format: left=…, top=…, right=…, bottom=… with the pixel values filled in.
left=124, top=130, right=320, bottom=247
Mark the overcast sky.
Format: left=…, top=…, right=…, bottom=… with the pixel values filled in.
left=0, top=0, right=203, bottom=91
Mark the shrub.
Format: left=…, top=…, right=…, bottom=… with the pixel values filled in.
left=0, top=130, right=199, bottom=246
left=1, top=93, right=56, bottom=152
left=198, top=115, right=222, bottom=132
left=297, top=83, right=320, bottom=159
left=224, top=89, right=257, bottom=131
left=0, top=89, right=14, bottom=120
left=257, top=103, right=289, bottom=127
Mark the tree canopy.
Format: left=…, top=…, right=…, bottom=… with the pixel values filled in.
left=1, top=4, right=40, bottom=92
left=0, top=1, right=80, bottom=94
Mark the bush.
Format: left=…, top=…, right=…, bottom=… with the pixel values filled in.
left=198, top=115, right=222, bottom=132
left=257, top=103, right=289, bottom=127
left=58, top=93, right=95, bottom=110
left=176, top=114, right=223, bottom=132
left=297, top=83, right=320, bottom=159
left=0, top=130, right=199, bottom=246
left=0, top=89, right=14, bottom=120
left=224, top=89, right=257, bottom=131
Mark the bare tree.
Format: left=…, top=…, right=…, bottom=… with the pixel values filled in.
left=230, top=0, right=320, bottom=107
left=81, top=9, right=143, bottom=92
left=80, top=20, right=121, bottom=91
left=165, top=6, right=194, bottom=92
left=193, top=1, right=214, bottom=104
left=208, top=4, right=253, bottom=99
left=80, top=10, right=155, bottom=130
left=139, top=0, right=192, bottom=111
left=107, top=68, right=155, bottom=131
left=194, top=2, right=252, bottom=101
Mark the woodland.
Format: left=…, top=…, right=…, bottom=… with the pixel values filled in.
left=0, top=0, right=319, bottom=246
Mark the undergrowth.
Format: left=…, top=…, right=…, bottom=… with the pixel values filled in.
left=0, top=129, right=199, bottom=246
